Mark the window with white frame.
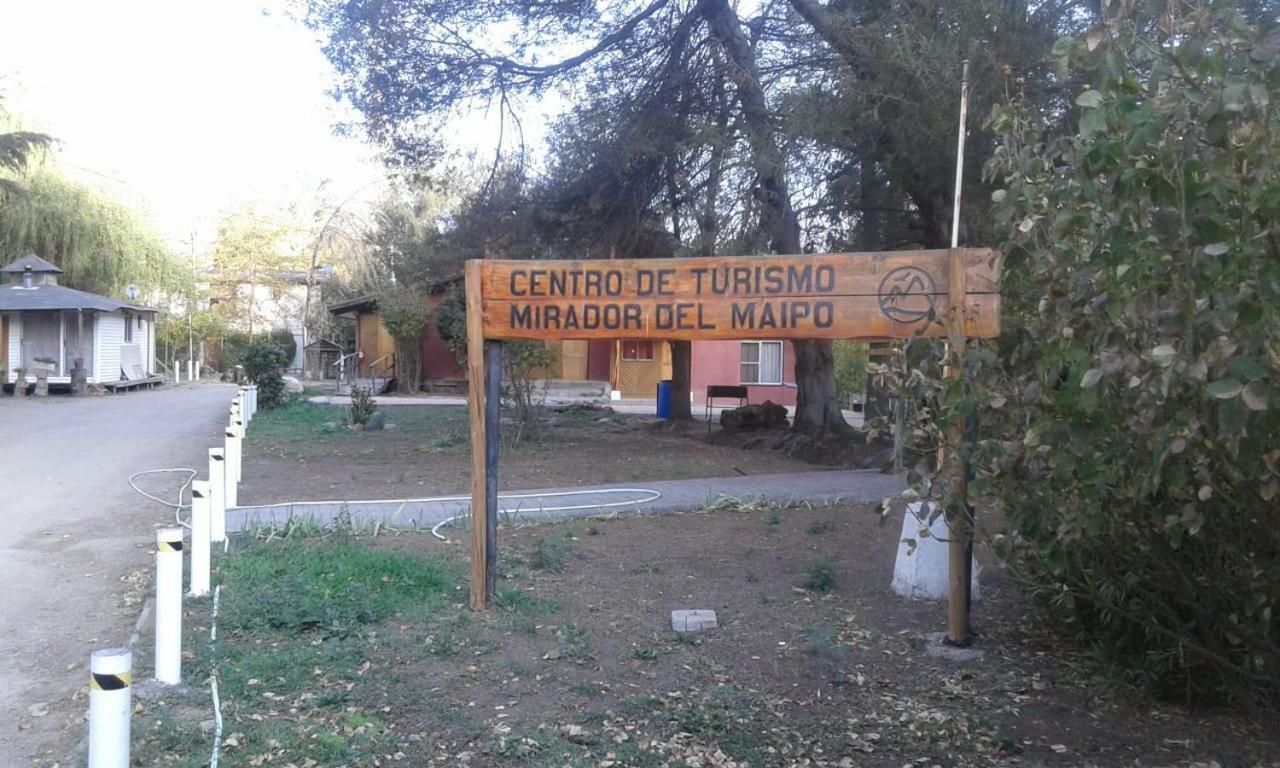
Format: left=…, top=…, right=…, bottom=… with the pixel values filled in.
left=740, top=341, right=783, bottom=385
left=123, top=313, right=133, bottom=342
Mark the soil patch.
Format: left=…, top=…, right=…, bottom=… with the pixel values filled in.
left=132, top=500, right=1277, bottom=767
left=240, top=402, right=824, bottom=504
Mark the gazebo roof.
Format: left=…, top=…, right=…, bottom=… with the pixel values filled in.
left=0, top=283, right=155, bottom=313
left=0, top=254, right=63, bottom=274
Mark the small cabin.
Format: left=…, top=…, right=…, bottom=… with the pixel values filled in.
left=0, top=254, right=159, bottom=389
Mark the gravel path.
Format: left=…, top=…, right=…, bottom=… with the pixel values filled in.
left=0, top=384, right=234, bottom=765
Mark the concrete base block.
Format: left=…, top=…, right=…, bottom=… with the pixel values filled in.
left=891, top=502, right=980, bottom=601
left=923, top=631, right=985, bottom=662
left=671, top=609, right=717, bottom=633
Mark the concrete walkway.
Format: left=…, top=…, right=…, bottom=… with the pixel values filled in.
left=227, top=468, right=904, bottom=533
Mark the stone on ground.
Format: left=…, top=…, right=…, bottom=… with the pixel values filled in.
left=282, top=375, right=304, bottom=394
left=367, top=411, right=386, bottom=431
left=671, top=609, right=717, bottom=633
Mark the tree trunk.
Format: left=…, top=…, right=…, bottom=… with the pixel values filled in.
left=669, top=340, right=692, bottom=420
left=702, top=0, right=849, bottom=435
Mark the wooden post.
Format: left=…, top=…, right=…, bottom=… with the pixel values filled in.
left=484, top=341, right=502, bottom=602
left=945, top=248, right=971, bottom=645
left=465, top=260, right=490, bottom=610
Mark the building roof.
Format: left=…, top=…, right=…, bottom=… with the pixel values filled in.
left=327, top=275, right=464, bottom=317
left=0, top=283, right=156, bottom=313
left=0, top=254, right=63, bottom=274
left=304, top=338, right=345, bottom=351
left=328, top=295, right=377, bottom=316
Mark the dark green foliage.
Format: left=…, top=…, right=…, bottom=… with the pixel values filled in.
left=529, top=534, right=576, bottom=573
left=975, top=8, right=1280, bottom=703
left=435, top=283, right=467, bottom=363
left=832, top=341, right=868, bottom=408
left=802, top=558, right=837, bottom=593
left=349, top=386, right=376, bottom=426
left=240, top=337, right=291, bottom=409
left=377, top=286, right=433, bottom=392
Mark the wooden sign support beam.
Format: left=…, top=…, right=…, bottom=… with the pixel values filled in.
left=944, top=248, right=972, bottom=646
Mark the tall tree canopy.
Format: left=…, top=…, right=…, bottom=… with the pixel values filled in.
left=0, top=168, right=182, bottom=298
left=305, top=0, right=1095, bottom=433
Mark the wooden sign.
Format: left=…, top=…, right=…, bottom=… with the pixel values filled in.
left=464, top=248, right=1002, bottom=612
left=476, top=248, right=1000, bottom=341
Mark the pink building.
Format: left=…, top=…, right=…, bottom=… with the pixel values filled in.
left=688, top=339, right=797, bottom=406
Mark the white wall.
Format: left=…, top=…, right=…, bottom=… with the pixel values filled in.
left=4, top=314, right=19, bottom=383
left=146, top=314, right=156, bottom=374
left=94, top=312, right=125, bottom=383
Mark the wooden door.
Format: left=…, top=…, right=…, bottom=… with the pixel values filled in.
left=586, top=340, right=611, bottom=381
left=560, top=340, right=587, bottom=380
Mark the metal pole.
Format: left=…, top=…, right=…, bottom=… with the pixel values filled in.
left=154, top=528, right=183, bottom=685
left=88, top=647, right=131, bottom=768
left=951, top=60, right=970, bottom=250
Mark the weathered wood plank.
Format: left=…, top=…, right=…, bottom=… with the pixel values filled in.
left=476, top=249, right=999, bottom=341
left=479, top=292, right=999, bottom=341
left=465, top=260, right=489, bottom=611
left=479, top=249, right=998, bottom=301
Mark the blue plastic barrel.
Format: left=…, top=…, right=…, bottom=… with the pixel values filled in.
left=656, top=379, right=674, bottom=419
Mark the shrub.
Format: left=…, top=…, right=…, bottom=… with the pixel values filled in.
left=971, top=8, right=1279, bottom=702
left=832, top=340, right=869, bottom=408
left=802, top=558, right=836, bottom=593
left=349, top=386, right=376, bottom=426
left=240, top=338, right=290, bottom=409
left=378, top=287, right=432, bottom=393
left=435, top=282, right=552, bottom=444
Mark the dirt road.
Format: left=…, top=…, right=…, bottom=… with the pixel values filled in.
left=0, top=384, right=235, bottom=765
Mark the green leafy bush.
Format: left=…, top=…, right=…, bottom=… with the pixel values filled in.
left=240, top=338, right=290, bottom=409
left=832, top=340, right=869, bottom=408
left=976, top=7, right=1279, bottom=702
left=378, top=287, right=432, bottom=393
left=802, top=557, right=836, bottom=593
left=349, top=386, right=376, bottom=426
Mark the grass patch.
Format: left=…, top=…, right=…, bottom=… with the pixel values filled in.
left=219, top=538, right=461, bottom=636
left=801, top=556, right=837, bottom=593
left=247, top=400, right=470, bottom=457
left=529, top=534, right=577, bottom=573
left=807, top=519, right=835, bottom=535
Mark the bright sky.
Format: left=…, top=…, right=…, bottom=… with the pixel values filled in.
left=0, top=1, right=402, bottom=250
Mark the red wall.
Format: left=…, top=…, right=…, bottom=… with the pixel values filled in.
left=689, top=340, right=797, bottom=406
left=420, top=293, right=466, bottom=381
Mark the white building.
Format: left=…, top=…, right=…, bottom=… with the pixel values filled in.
left=0, top=254, right=158, bottom=389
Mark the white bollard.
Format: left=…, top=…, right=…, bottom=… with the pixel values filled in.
left=88, top=647, right=131, bottom=768
left=154, top=528, right=183, bottom=685
left=187, top=359, right=193, bottom=382
left=189, top=480, right=211, bottom=597
left=209, top=448, right=226, bottom=543
left=249, top=385, right=257, bottom=418
left=224, top=425, right=241, bottom=507
left=891, top=502, right=980, bottom=601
